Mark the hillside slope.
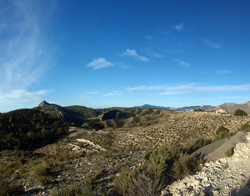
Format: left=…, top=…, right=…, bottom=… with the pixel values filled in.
left=215, top=101, right=250, bottom=114
left=161, top=132, right=250, bottom=195
left=0, top=109, right=66, bottom=150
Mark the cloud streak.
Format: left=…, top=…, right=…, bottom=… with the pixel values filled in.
left=0, top=1, right=53, bottom=108
left=173, top=59, right=190, bottom=67
left=203, top=38, right=222, bottom=49
left=86, top=58, right=113, bottom=70
left=126, top=83, right=250, bottom=95
left=173, top=23, right=184, bottom=31
left=121, top=49, right=149, bottom=62
left=104, top=91, right=123, bottom=96
left=0, top=89, right=48, bottom=106
left=216, top=69, right=231, bottom=75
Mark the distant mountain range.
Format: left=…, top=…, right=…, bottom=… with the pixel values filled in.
left=134, top=104, right=173, bottom=110
left=135, top=104, right=215, bottom=111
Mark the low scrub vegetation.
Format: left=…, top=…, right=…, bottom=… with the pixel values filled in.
left=239, top=123, right=250, bottom=132
left=0, top=176, right=23, bottom=196
left=216, top=125, right=229, bottom=140
left=0, top=109, right=68, bottom=150
left=234, top=109, right=248, bottom=116
left=225, top=147, right=234, bottom=157
left=114, top=146, right=201, bottom=196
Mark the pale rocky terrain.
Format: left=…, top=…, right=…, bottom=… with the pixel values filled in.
left=111, top=111, right=250, bottom=150
left=215, top=101, right=250, bottom=114
left=161, top=132, right=250, bottom=196
left=2, top=110, right=250, bottom=195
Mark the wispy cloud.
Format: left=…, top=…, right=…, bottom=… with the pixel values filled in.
left=173, top=23, right=184, bottom=31
left=126, top=83, right=250, bottom=95
left=173, top=59, right=191, bottom=67
left=216, top=69, right=231, bottom=75
left=86, top=58, right=113, bottom=70
left=121, top=49, right=149, bottom=62
left=145, top=35, right=152, bottom=41
left=201, top=96, right=250, bottom=100
left=0, top=1, right=52, bottom=107
left=203, top=38, right=222, bottom=49
left=87, top=91, right=99, bottom=95
left=104, top=91, right=123, bottom=96
left=0, top=89, right=48, bottom=106
left=141, top=47, right=165, bottom=58
left=79, top=91, right=99, bottom=98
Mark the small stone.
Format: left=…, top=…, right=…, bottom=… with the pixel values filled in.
left=161, top=189, right=170, bottom=195
left=212, top=190, right=219, bottom=196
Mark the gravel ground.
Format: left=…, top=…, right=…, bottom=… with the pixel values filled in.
left=161, top=132, right=250, bottom=196
left=192, top=131, right=248, bottom=162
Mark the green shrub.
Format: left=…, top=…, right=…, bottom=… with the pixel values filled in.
left=0, top=177, right=23, bottom=196
left=33, top=164, right=50, bottom=177
left=115, top=170, right=135, bottom=196
left=39, top=176, right=50, bottom=186
left=216, top=125, right=229, bottom=140
left=234, top=109, right=248, bottom=116
left=114, top=148, right=199, bottom=196
left=124, top=173, right=164, bottom=196
left=225, top=147, right=234, bottom=157
left=171, top=153, right=198, bottom=180
left=51, top=185, right=94, bottom=196
left=239, top=123, right=250, bottom=132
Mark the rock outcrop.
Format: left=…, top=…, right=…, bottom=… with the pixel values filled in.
left=215, top=101, right=250, bottom=114
left=37, top=100, right=50, bottom=107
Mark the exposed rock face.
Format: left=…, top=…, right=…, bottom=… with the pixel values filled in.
left=161, top=132, right=250, bottom=196
left=215, top=101, right=250, bottom=114
left=37, top=100, right=50, bottom=107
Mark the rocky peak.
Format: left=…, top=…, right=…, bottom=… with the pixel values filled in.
left=244, top=101, right=250, bottom=105
left=38, top=100, right=50, bottom=107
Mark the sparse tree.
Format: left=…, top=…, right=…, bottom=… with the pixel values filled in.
left=234, top=109, right=248, bottom=116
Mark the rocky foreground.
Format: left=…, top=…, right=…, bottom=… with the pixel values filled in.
left=161, top=132, right=250, bottom=196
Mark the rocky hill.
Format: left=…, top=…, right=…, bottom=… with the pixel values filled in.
left=161, top=132, right=250, bottom=195
left=1, top=102, right=250, bottom=195
left=215, top=101, right=250, bottom=114
left=35, top=101, right=161, bottom=129
left=0, top=109, right=67, bottom=150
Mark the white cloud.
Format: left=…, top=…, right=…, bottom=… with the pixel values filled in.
left=121, top=49, right=149, bottom=62
left=126, top=83, right=250, bottom=95
left=173, top=23, right=184, bottom=31
left=216, top=69, right=231, bottom=75
left=0, top=1, right=52, bottom=107
left=104, top=91, right=122, bottom=96
left=203, top=38, right=222, bottom=49
left=86, top=58, right=113, bottom=70
left=0, top=89, right=48, bottom=105
left=174, top=59, right=190, bottom=67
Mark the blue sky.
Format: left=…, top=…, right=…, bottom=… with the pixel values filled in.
left=1, top=0, right=250, bottom=112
